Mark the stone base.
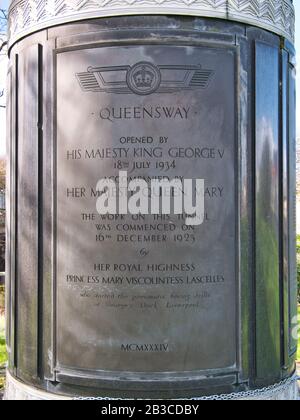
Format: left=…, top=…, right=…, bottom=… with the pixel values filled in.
left=4, top=372, right=70, bottom=400
left=4, top=370, right=299, bottom=400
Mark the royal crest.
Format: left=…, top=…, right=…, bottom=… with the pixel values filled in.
left=127, top=62, right=162, bottom=95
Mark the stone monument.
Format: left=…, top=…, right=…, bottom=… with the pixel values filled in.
left=4, top=0, right=298, bottom=400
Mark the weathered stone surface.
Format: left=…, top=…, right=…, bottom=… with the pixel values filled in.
left=4, top=371, right=299, bottom=401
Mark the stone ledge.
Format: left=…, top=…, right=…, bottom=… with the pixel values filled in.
left=4, top=371, right=299, bottom=401
left=8, top=0, right=295, bottom=47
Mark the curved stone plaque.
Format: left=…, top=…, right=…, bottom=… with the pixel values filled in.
left=56, top=44, right=237, bottom=376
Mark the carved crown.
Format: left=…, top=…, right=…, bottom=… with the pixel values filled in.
left=133, top=66, right=155, bottom=88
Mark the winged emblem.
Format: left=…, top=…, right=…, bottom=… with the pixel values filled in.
left=76, top=62, right=214, bottom=96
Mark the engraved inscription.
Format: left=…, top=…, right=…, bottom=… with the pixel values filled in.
left=56, top=45, right=237, bottom=374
